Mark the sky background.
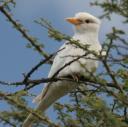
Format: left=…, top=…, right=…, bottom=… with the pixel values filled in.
left=0, top=0, right=127, bottom=126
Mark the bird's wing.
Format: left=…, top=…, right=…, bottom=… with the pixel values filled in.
left=48, top=43, right=68, bottom=77
left=33, top=43, right=69, bottom=103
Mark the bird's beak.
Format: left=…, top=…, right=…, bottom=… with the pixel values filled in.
left=66, top=17, right=81, bottom=25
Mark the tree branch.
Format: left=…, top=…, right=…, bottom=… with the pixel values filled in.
left=0, top=92, right=60, bottom=127
left=0, top=7, right=49, bottom=58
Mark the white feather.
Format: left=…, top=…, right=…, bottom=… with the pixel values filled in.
left=22, top=12, right=102, bottom=127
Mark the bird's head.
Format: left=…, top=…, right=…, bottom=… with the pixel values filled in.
left=66, top=12, right=101, bottom=34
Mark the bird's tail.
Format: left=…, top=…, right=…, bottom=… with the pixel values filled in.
left=32, top=83, right=49, bottom=104
left=22, top=97, right=50, bottom=127
left=22, top=81, right=76, bottom=127
left=32, top=93, right=42, bottom=104
left=22, top=92, right=55, bottom=127
left=22, top=84, right=51, bottom=127
left=22, top=82, right=65, bottom=127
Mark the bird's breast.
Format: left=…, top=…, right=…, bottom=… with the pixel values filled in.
left=58, top=42, right=100, bottom=77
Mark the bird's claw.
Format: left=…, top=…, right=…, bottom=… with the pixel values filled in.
left=71, top=73, right=80, bottom=82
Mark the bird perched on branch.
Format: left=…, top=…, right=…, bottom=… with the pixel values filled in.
left=22, top=12, right=103, bottom=127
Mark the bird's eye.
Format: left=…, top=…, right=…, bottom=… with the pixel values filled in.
left=85, top=19, right=90, bottom=23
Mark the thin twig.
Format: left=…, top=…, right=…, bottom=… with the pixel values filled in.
left=23, top=48, right=65, bottom=85
left=0, top=115, right=16, bottom=127
left=0, top=92, right=59, bottom=127
left=0, top=7, right=49, bottom=58
left=102, top=60, right=123, bottom=92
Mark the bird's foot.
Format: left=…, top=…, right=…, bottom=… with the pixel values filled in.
left=71, top=73, right=80, bottom=82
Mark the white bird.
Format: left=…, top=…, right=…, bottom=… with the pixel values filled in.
left=22, top=12, right=102, bottom=127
